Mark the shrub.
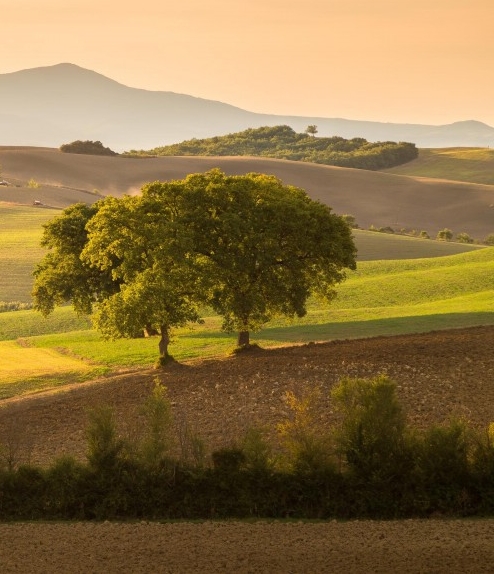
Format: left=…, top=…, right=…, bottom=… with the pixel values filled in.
left=417, top=419, right=473, bottom=514
left=456, top=232, right=473, bottom=244
left=278, top=387, right=334, bottom=474
left=85, top=405, right=126, bottom=472
left=331, top=375, right=413, bottom=482
left=59, top=140, right=117, bottom=156
left=137, top=380, right=174, bottom=469
left=437, top=228, right=453, bottom=241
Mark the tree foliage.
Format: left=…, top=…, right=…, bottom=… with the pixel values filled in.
left=33, top=170, right=356, bottom=355
left=305, top=124, right=318, bottom=137
left=145, top=170, right=356, bottom=346
left=59, top=140, right=117, bottom=156
left=126, top=125, right=418, bottom=170
left=32, top=203, right=120, bottom=317
left=436, top=228, right=453, bottom=241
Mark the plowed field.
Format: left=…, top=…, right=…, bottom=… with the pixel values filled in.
left=1, top=326, right=494, bottom=572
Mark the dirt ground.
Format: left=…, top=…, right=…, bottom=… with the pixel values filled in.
left=1, top=519, right=494, bottom=573
left=2, top=326, right=494, bottom=572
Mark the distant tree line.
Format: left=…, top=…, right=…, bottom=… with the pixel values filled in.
left=125, top=125, right=419, bottom=170
left=60, top=140, right=118, bottom=156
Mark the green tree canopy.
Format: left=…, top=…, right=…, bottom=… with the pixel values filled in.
left=305, top=125, right=318, bottom=137
left=33, top=170, right=356, bottom=356
left=144, top=170, right=356, bottom=347
left=32, top=202, right=120, bottom=317
left=59, top=140, right=117, bottom=156
left=126, top=125, right=419, bottom=171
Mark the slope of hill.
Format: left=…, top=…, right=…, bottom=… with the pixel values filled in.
left=1, top=63, right=494, bottom=150
left=384, top=147, right=494, bottom=185
left=131, top=125, right=419, bottom=170
left=1, top=146, right=493, bottom=241
left=0, top=203, right=483, bottom=304
left=1, top=327, right=494, bottom=570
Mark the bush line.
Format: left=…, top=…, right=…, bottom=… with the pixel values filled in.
left=1, top=375, right=494, bottom=521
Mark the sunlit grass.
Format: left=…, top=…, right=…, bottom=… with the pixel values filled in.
left=0, top=340, right=106, bottom=399
left=0, top=204, right=53, bottom=303
left=1, top=245, right=493, bottom=400
left=0, top=204, right=483, bottom=303
left=384, top=147, right=494, bottom=185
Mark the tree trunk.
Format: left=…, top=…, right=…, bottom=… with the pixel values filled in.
left=237, top=330, right=250, bottom=347
left=159, top=325, right=170, bottom=357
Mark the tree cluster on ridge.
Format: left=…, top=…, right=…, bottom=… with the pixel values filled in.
left=125, top=125, right=418, bottom=170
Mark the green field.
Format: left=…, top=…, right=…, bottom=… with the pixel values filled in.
left=0, top=204, right=55, bottom=303
left=1, top=246, right=493, bottom=399
left=0, top=204, right=484, bottom=303
left=384, top=147, right=494, bottom=185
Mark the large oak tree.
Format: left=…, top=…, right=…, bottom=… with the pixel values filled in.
left=140, top=169, right=356, bottom=347
left=33, top=169, right=356, bottom=357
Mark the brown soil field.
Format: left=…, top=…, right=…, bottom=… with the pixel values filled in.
left=2, top=146, right=494, bottom=238
left=2, top=326, right=494, bottom=572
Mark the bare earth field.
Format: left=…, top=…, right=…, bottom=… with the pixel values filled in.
left=2, top=326, right=494, bottom=572
left=2, top=146, right=494, bottom=238
left=1, top=519, right=494, bottom=573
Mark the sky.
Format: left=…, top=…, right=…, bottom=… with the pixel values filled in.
left=2, top=0, right=494, bottom=126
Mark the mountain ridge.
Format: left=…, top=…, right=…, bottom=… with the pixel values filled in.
left=1, top=63, right=494, bottom=151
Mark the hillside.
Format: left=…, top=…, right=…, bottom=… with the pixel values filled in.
left=131, top=125, right=419, bottom=170
left=384, top=147, right=494, bottom=185
left=1, top=147, right=494, bottom=241
left=1, top=326, right=494, bottom=570
left=1, top=64, right=494, bottom=150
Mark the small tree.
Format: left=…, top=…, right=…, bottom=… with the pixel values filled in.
left=436, top=228, right=453, bottom=241
left=484, top=233, right=494, bottom=246
left=419, top=230, right=430, bottom=239
left=456, top=232, right=473, bottom=244
left=341, top=214, right=358, bottom=229
left=305, top=125, right=318, bottom=137
left=331, top=375, right=413, bottom=482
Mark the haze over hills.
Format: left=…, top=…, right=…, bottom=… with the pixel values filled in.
left=1, top=64, right=494, bottom=151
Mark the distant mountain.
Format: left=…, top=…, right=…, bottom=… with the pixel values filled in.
left=1, top=63, right=494, bottom=151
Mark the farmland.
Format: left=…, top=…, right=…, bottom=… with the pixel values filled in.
left=2, top=146, right=494, bottom=572
left=385, top=147, right=494, bottom=185
left=0, top=244, right=493, bottom=400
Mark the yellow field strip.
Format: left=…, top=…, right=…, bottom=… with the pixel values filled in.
left=0, top=341, right=91, bottom=385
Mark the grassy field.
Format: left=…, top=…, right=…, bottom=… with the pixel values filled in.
left=0, top=203, right=484, bottom=303
left=1, top=246, right=493, bottom=399
left=384, top=147, right=494, bottom=185
left=0, top=203, right=55, bottom=303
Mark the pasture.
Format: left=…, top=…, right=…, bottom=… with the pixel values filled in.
left=385, top=147, right=494, bottom=186
left=0, top=203, right=484, bottom=303
left=1, top=246, right=493, bottom=400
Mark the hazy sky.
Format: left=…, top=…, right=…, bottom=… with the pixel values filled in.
left=2, top=0, right=493, bottom=125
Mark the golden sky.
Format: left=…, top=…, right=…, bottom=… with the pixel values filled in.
left=2, top=0, right=493, bottom=125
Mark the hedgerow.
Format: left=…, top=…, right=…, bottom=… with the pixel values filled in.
left=1, top=375, right=494, bottom=520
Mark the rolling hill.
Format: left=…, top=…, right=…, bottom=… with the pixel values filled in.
left=1, top=146, right=493, bottom=241
left=1, top=63, right=494, bottom=150
left=385, top=147, right=494, bottom=186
